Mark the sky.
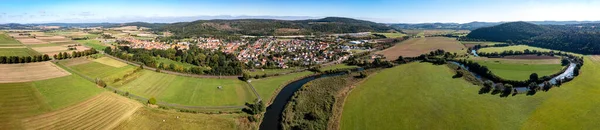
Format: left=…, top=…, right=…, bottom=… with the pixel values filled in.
left=1, top=0, right=600, bottom=24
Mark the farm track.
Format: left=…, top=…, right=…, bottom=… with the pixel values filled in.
left=21, top=92, right=141, bottom=130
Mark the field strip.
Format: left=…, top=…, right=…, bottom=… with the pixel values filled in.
left=0, top=62, right=71, bottom=83
left=21, top=92, right=141, bottom=129
left=0, top=46, right=27, bottom=48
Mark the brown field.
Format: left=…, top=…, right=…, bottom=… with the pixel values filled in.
left=115, top=108, right=239, bottom=130
left=14, top=38, right=48, bottom=45
left=376, top=37, right=466, bottom=60
left=36, top=36, right=70, bottom=43
left=0, top=62, right=71, bottom=83
left=7, top=33, right=30, bottom=38
left=21, top=92, right=142, bottom=130
left=32, top=46, right=68, bottom=53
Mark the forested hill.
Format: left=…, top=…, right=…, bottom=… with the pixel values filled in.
left=466, top=22, right=600, bottom=54
left=156, top=17, right=395, bottom=37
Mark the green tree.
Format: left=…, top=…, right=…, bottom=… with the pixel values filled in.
left=529, top=73, right=539, bottom=82
left=148, top=97, right=157, bottom=104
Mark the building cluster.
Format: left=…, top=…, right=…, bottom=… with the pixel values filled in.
left=118, top=37, right=188, bottom=50
left=236, top=38, right=340, bottom=68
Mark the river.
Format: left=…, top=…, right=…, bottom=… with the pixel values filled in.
left=258, top=72, right=350, bottom=130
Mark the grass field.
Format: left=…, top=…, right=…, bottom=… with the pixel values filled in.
left=0, top=74, right=102, bottom=129
left=250, top=71, right=314, bottom=102
left=478, top=45, right=558, bottom=54
left=341, top=59, right=600, bottom=129
left=115, top=108, right=239, bottom=130
left=94, top=57, right=128, bottom=67
left=461, top=41, right=503, bottom=48
left=76, top=39, right=109, bottom=50
left=320, top=64, right=359, bottom=71
left=69, top=61, right=137, bottom=83
left=376, top=37, right=466, bottom=59
left=245, top=67, right=300, bottom=77
left=477, top=61, right=563, bottom=81
left=374, top=33, right=406, bottom=38
left=0, top=48, right=40, bottom=56
left=0, top=32, right=22, bottom=45
left=120, top=70, right=255, bottom=106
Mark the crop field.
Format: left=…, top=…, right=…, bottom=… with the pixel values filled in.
left=376, top=37, right=466, bottom=59
left=76, top=39, right=109, bottom=50
left=119, top=70, right=256, bottom=106
left=31, top=46, right=68, bottom=53
left=14, top=37, right=48, bottom=45
left=35, top=36, right=70, bottom=43
left=69, top=61, right=137, bottom=81
left=250, top=71, right=314, bottom=102
left=476, top=61, right=564, bottom=81
left=21, top=92, right=141, bottom=130
left=0, top=62, right=71, bottom=83
left=0, top=74, right=102, bottom=129
left=0, top=47, right=40, bottom=56
left=114, top=108, right=238, bottom=129
left=374, top=33, right=406, bottom=38
left=341, top=59, right=600, bottom=129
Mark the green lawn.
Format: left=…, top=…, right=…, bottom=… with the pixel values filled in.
left=341, top=59, right=600, bottom=129
left=0, top=48, right=40, bottom=56
left=75, top=39, right=109, bottom=50
left=119, top=70, right=256, bottom=106
left=320, top=64, right=359, bottom=71
left=0, top=32, right=22, bottom=45
left=32, top=75, right=104, bottom=110
left=250, top=71, right=314, bottom=101
left=476, top=61, right=564, bottom=81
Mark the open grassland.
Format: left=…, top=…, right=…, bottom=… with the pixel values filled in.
left=374, top=33, right=406, bottom=38
left=0, top=74, right=102, bottom=129
left=0, top=32, right=22, bottom=45
left=63, top=58, right=138, bottom=86
left=94, top=57, right=128, bottom=67
left=376, top=37, right=466, bottom=59
left=120, top=70, right=255, bottom=106
left=477, top=61, right=563, bottom=81
left=469, top=56, right=560, bottom=64
left=115, top=108, right=238, bottom=130
left=22, top=92, right=141, bottom=130
left=478, top=45, right=575, bottom=55
left=250, top=71, right=314, bottom=102
left=461, top=41, right=503, bottom=48
left=245, top=67, right=301, bottom=77
left=320, top=64, right=359, bottom=71
left=0, top=48, right=40, bottom=56
left=76, top=39, right=109, bottom=50
left=0, top=62, right=71, bottom=83
left=341, top=59, right=600, bottom=129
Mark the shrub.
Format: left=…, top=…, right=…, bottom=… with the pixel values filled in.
left=148, top=97, right=157, bottom=104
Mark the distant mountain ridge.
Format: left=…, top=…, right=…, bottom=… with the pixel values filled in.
left=390, top=21, right=600, bottom=30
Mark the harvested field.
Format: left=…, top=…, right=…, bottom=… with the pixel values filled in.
left=14, top=38, right=48, bottom=45
left=114, top=108, right=238, bottom=129
left=36, top=36, right=69, bottom=42
left=21, top=92, right=142, bottom=130
left=31, top=46, right=68, bottom=53
left=41, top=46, right=90, bottom=57
left=94, top=57, right=128, bottom=68
left=0, top=62, right=71, bottom=83
left=61, top=57, right=92, bottom=66
left=589, top=55, right=600, bottom=62
left=376, top=37, right=466, bottom=60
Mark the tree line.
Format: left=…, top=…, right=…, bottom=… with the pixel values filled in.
left=104, top=45, right=242, bottom=75
left=0, top=54, right=51, bottom=64
left=53, top=49, right=99, bottom=60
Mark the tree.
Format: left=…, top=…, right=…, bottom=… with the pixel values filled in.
left=43, top=54, right=50, bottom=61
left=529, top=73, right=539, bottom=82
left=561, top=58, right=569, bottom=66
left=148, top=97, right=157, bottom=104
left=503, top=84, right=514, bottom=95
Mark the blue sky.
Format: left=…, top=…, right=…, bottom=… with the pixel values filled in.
left=1, top=0, right=599, bottom=23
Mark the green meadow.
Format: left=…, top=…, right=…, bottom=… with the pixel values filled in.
left=341, top=58, right=600, bottom=129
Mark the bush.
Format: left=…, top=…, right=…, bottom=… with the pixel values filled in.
left=148, top=97, right=157, bottom=104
